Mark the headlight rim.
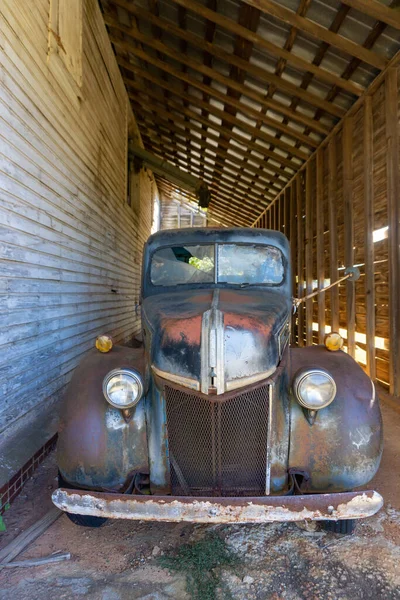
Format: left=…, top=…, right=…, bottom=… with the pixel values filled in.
left=102, top=367, right=144, bottom=409
left=292, top=367, right=337, bottom=411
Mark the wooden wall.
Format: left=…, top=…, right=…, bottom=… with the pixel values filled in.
left=0, top=0, right=158, bottom=433
left=254, top=61, right=400, bottom=396
left=160, top=198, right=207, bottom=230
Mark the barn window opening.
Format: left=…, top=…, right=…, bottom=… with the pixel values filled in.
left=373, top=226, right=389, bottom=243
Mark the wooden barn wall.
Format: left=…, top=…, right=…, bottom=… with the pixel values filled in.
left=160, top=198, right=207, bottom=230
left=254, top=63, right=400, bottom=396
left=0, top=0, right=158, bottom=433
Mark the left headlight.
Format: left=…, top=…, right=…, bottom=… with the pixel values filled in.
left=103, top=368, right=144, bottom=409
left=292, top=368, right=336, bottom=410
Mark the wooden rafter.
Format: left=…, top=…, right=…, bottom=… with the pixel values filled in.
left=122, top=73, right=302, bottom=170
left=100, top=0, right=400, bottom=223
left=340, top=0, right=400, bottom=30
left=136, top=116, right=285, bottom=194
left=164, top=0, right=369, bottom=91
left=141, top=133, right=274, bottom=213
left=109, top=25, right=346, bottom=117
left=239, top=0, right=387, bottom=69
left=133, top=110, right=291, bottom=191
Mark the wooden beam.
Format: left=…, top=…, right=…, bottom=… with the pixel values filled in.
left=144, top=141, right=269, bottom=218
left=316, top=148, right=325, bottom=344
left=305, top=162, right=313, bottom=346
left=117, top=56, right=329, bottom=138
left=289, top=180, right=297, bottom=337
left=139, top=117, right=284, bottom=194
left=363, top=95, right=376, bottom=381
left=123, top=73, right=301, bottom=170
left=340, top=0, right=400, bottom=30
left=342, top=117, right=355, bottom=358
left=284, top=187, right=291, bottom=239
left=107, top=20, right=322, bottom=149
left=385, top=68, right=400, bottom=395
left=328, top=139, right=339, bottom=332
left=129, top=89, right=292, bottom=182
left=137, top=123, right=277, bottom=205
left=239, top=0, right=387, bottom=69
left=111, top=0, right=365, bottom=96
left=296, top=174, right=305, bottom=346
left=116, top=63, right=310, bottom=164
left=250, top=43, right=400, bottom=229
left=111, top=30, right=346, bottom=119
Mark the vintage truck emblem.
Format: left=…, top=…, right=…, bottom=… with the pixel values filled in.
left=201, top=289, right=225, bottom=394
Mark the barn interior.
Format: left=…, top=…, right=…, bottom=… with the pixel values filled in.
left=1, top=0, right=400, bottom=595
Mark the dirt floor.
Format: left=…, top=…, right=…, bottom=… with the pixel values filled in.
left=1, top=398, right=400, bottom=600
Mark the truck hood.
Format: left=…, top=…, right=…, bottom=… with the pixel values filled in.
left=142, top=288, right=291, bottom=394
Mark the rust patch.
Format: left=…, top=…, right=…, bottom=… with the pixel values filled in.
left=224, top=312, right=274, bottom=336
left=160, top=315, right=202, bottom=346
left=53, top=488, right=383, bottom=524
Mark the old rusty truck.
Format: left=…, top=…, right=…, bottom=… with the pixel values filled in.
left=52, top=228, right=383, bottom=534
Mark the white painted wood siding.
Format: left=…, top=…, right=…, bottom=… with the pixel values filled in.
left=0, top=0, right=157, bottom=432
left=161, top=198, right=207, bottom=230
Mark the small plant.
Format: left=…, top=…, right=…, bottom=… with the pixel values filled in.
left=158, top=531, right=239, bottom=600
left=0, top=504, right=10, bottom=532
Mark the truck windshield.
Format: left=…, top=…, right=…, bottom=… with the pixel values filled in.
left=150, top=243, right=284, bottom=287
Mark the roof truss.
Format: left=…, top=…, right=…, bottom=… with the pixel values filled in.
left=100, top=0, right=400, bottom=225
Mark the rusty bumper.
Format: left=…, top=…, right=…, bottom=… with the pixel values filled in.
left=52, top=489, right=383, bottom=524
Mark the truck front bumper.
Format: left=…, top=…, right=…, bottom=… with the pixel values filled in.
left=52, top=488, right=383, bottom=524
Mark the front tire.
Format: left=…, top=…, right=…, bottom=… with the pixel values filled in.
left=321, top=519, right=355, bottom=535
left=58, top=472, right=108, bottom=528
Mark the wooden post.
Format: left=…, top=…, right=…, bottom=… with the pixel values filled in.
left=328, top=139, right=339, bottom=332
left=290, top=181, right=297, bottom=338
left=316, top=148, right=325, bottom=344
left=364, top=96, right=376, bottom=381
left=285, top=187, right=291, bottom=240
left=297, top=174, right=305, bottom=347
left=385, top=68, right=400, bottom=396
left=305, top=162, right=314, bottom=346
left=343, top=117, right=355, bottom=357
left=177, top=203, right=181, bottom=228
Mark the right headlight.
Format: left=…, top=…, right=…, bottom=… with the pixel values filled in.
left=103, top=368, right=143, bottom=409
left=292, top=368, right=337, bottom=410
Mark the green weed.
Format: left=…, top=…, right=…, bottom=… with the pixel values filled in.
left=158, top=531, right=239, bottom=600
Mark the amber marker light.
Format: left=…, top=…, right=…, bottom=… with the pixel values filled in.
left=324, top=332, right=344, bottom=352
left=95, top=335, right=113, bottom=353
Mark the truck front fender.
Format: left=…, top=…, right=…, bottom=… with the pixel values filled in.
left=289, top=346, right=383, bottom=492
left=58, top=346, right=148, bottom=491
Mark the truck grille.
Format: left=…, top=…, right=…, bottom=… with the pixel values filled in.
left=165, top=384, right=270, bottom=497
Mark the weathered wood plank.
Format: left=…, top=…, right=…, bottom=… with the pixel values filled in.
left=0, top=508, right=61, bottom=565
left=0, top=0, right=156, bottom=431
left=343, top=117, right=356, bottom=357
left=316, top=148, right=325, bottom=344
left=305, top=162, right=314, bottom=346
left=328, top=139, right=339, bottom=332
left=296, top=173, right=305, bottom=347
left=385, top=68, right=400, bottom=396
left=363, top=95, right=376, bottom=380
